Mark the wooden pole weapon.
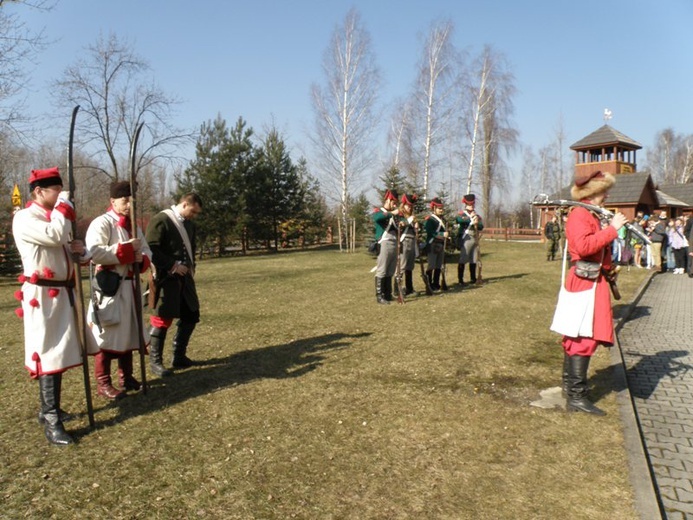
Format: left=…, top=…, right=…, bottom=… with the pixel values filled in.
left=129, top=122, right=148, bottom=395
left=66, top=105, right=96, bottom=428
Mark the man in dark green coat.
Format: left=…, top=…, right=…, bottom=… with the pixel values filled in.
left=145, top=193, right=203, bottom=376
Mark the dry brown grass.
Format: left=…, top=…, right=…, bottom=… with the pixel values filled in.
left=0, top=242, right=649, bottom=519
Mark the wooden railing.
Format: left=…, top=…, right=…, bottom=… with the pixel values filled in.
left=481, top=227, right=543, bottom=241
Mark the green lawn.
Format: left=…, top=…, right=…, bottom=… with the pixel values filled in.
left=0, top=241, right=649, bottom=519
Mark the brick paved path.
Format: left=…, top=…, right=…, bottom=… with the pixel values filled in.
left=619, top=273, right=693, bottom=520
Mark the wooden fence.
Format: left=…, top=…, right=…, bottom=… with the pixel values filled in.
left=482, top=227, right=543, bottom=242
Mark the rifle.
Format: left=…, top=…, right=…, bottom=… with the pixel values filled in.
left=415, top=227, right=434, bottom=295
left=473, top=217, right=483, bottom=285
left=129, top=122, right=148, bottom=395
left=440, top=229, right=448, bottom=291
left=531, top=194, right=652, bottom=245
left=66, top=105, right=96, bottom=428
left=394, top=222, right=405, bottom=304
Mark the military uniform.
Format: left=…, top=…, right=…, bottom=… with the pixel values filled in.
left=85, top=181, right=152, bottom=400
left=544, top=216, right=560, bottom=261
left=455, top=194, right=484, bottom=285
left=146, top=194, right=202, bottom=375
left=372, top=190, right=400, bottom=304
left=424, top=197, right=447, bottom=290
left=12, top=167, right=98, bottom=445
left=398, top=193, right=419, bottom=295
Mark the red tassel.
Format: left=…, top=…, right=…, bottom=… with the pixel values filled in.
left=13, top=290, right=23, bottom=301
left=42, top=267, right=55, bottom=279
left=29, top=272, right=39, bottom=284
left=17, top=274, right=26, bottom=283
left=14, top=308, right=24, bottom=318
left=32, top=352, right=39, bottom=361
left=48, top=288, right=59, bottom=298
left=29, top=298, right=39, bottom=308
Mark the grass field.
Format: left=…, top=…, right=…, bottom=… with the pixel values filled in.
left=0, top=241, right=650, bottom=519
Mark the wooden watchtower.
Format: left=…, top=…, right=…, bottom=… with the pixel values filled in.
left=570, top=124, right=642, bottom=180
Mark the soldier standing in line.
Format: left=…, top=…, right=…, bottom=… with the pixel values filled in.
left=12, top=167, right=98, bottom=445
left=371, top=189, right=400, bottom=304
left=85, top=181, right=152, bottom=400
left=455, top=194, right=484, bottom=285
left=398, top=193, right=419, bottom=295
left=424, top=197, right=448, bottom=291
left=544, top=214, right=560, bottom=261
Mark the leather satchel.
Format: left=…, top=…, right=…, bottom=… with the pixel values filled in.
left=574, top=260, right=601, bottom=280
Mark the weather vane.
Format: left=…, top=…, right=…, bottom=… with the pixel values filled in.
left=603, top=108, right=613, bottom=122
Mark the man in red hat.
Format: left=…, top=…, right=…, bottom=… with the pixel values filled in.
left=371, top=189, right=400, bottom=303
left=423, top=197, right=448, bottom=290
left=85, top=181, right=152, bottom=400
left=12, top=167, right=98, bottom=445
left=455, top=194, right=484, bottom=285
left=398, top=193, right=419, bottom=295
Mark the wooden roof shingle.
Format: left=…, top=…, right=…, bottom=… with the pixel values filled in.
left=570, top=124, right=642, bottom=150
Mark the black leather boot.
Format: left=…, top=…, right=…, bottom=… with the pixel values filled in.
left=383, top=277, right=393, bottom=301
left=39, top=374, right=74, bottom=446
left=469, top=263, right=477, bottom=284
left=457, top=264, right=465, bottom=286
left=426, top=270, right=434, bottom=290
left=149, top=327, right=173, bottom=377
left=432, top=269, right=441, bottom=290
left=566, top=355, right=606, bottom=416
left=37, top=373, right=71, bottom=425
left=404, top=270, right=414, bottom=295
left=562, top=352, right=570, bottom=397
left=172, top=321, right=197, bottom=369
left=375, top=277, right=389, bottom=305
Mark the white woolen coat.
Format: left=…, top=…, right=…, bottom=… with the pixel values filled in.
left=12, top=202, right=98, bottom=376
left=85, top=211, right=151, bottom=353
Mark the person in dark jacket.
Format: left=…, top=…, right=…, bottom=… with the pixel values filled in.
left=145, top=193, right=203, bottom=376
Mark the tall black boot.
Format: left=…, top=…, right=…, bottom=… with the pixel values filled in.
left=383, top=277, right=393, bottom=302
left=149, top=327, right=173, bottom=377
left=38, top=373, right=71, bottom=425
left=566, top=355, right=605, bottom=416
left=375, top=277, right=389, bottom=305
left=39, top=374, right=74, bottom=446
left=469, top=263, right=477, bottom=283
left=404, top=270, right=414, bottom=295
left=172, top=321, right=197, bottom=369
left=457, top=264, right=465, bottom=285
left=426, top=270, right=434, bottom=290
left=432, top=269, right=441, bottom=290
left=561, top=352, right=570, bottom=397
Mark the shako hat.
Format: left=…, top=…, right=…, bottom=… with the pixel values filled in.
left=401, top=193, right=418, bottom=205
left=429, top=197, right=444, bottom=209
left=462, top=194, right=475, bottom=205
left=384, top=189, right=399, bottom=202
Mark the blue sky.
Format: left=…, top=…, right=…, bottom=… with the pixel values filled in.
left=13, top=0, right=693, bottom=201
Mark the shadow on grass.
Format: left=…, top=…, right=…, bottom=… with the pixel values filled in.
left=71, top=331, right=371, bottom=437
left=591, top=349, right=692, bottom=403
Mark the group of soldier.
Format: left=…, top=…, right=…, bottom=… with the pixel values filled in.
left=12, top=167, right=203, bottom=445
left=371, top=189, right=484, bottom=304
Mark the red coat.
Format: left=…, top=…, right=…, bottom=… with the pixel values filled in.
left=564, top=206, right=617, bottom=346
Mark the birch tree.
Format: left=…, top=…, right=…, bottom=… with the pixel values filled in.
left=469, top=45, right=517, bottom=218
left=647, top=128, right=693, bottom=184
left=310, top=8, right=380, bottom=251
left=410, top=19, right=458, bottom=200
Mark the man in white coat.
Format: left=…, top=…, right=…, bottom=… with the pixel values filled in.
left=85, top=181, right=151, bottom=400
left=12, top=167, right=97, bottom=445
